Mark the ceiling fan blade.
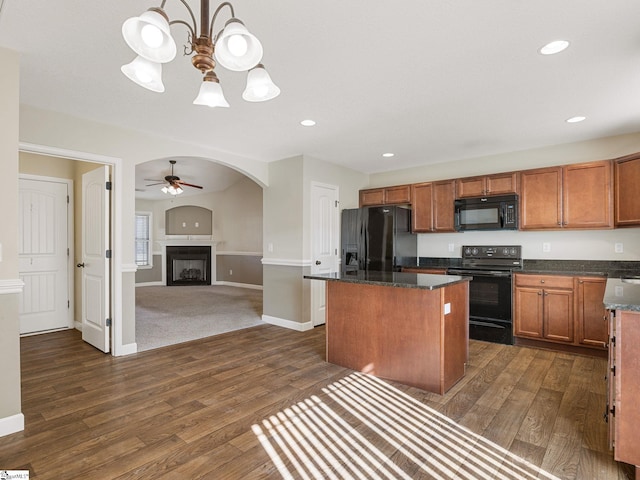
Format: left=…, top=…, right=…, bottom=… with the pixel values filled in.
left=144, top=178, right=164, bottom=182
left=177, top=181, right=203, bottom=189
left=145, top=182, right=166, bottom=186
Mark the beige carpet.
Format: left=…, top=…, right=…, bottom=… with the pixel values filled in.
left=135, top=285, right=263, bottom=352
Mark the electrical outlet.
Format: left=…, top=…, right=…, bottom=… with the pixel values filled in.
left=615, top=243, right=624, bottom=253
left=448, top=243, right=455, bottom=252
left=268, top=242, right=274, bottom=252
left=229, top=269, right=233, bottom=276
left=542, top=242, right=551, bottom=253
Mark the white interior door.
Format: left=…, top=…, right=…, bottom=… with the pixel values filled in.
left=310, top=182, right=339, bottom=327
left=81, top=166, right=111, bottom=352
left=18, top=177, right=71, bottom=334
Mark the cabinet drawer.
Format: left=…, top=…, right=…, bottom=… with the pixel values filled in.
left=514, top=274, right=574, bottom=289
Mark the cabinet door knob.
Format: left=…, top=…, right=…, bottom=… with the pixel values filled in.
left=540, top=279, right=545, bottom=283
left=315, top=260, right=321, bottom=265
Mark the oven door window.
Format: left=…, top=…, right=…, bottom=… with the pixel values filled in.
left=468, top=275, right=512, bottom=321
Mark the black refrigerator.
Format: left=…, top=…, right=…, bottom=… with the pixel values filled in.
left=341, top=206, right=417, bottom=273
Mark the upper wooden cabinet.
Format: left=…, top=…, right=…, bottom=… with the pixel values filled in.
left=411, top=180, right=456, bottom=233
left=614, top=153, right=640, bottom=227
left=456, top=172, right=518, bottom=198
left=520, top=161, right=613, bottom=230
left=359, top=184, right=411, bottom=207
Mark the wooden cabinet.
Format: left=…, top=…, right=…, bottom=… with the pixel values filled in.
left=514, top=274, right=574, bottom=343
left=614, top=153, right=640, bottom=226
left=401, top=267, right=448, bottom=274
left=456, top=172, right=518, bottom=198
left=359, top=184, right=411, bottom=207
left=411, top=180, right=456, bottom=233
left=575, top=276, right=607, bottom=349
left=608, top=310, right=640, bottom=475
left=520, top=161, right=613, bottom=230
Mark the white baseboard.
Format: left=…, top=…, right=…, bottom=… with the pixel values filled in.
left=116, top=342, right=138, bottom=356
left=262, top=315, right=313, bottom=332
left=135, top=281, right=164, bottom=287
left=0, top=413, right=24, bottom=437
left=74, top=321, right=82, bottom=331
left=214, top=281, right=263, bottom=290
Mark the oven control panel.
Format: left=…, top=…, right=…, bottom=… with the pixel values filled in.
left=462, top=245, right=522, bottom=260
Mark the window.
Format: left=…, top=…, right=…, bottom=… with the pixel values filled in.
left=135, top=212, right=152, bottom=267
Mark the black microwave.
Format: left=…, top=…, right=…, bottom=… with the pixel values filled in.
left=454, top=194, right=518, bottom=231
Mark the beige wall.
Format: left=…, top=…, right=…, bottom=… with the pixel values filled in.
left=0, top=47, right=22, bottom=434
left=262, top=155, right=368, bottom=327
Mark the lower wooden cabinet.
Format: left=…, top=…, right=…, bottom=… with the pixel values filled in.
left=514, top=274, right=607, bottom=350
left=514, top=274, right=574, bottom=343
left=576, top=276, right=607, bottom=348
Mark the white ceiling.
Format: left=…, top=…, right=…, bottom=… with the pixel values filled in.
left=2, top=0, right=640, bottom=197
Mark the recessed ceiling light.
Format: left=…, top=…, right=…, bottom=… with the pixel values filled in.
left=300, top=119, right=316, bottom=127
left=566, top=116, right=586, bottom=123
left=382, top=153, right=395, bottom=158
left=539, top=40, right=570, bottom=55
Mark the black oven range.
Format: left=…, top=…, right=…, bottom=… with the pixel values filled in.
left=448, top=245, right=522, bottom=345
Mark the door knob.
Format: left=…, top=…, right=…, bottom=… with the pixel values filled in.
left=315, top=260, right=321, bottom=265
left=76, top=263, right=85, bottom=268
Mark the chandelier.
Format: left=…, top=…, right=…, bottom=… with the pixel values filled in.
left=121, top=1, right=280, bottom=108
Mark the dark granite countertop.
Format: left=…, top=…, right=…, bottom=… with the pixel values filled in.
left=401, top=257, right=640, bottom=278
left=603, top=278, right=640, bottom=312
left=304, top=270, right=471, bottom=290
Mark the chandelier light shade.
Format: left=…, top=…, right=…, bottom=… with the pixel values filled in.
left=121, top=56, right=165, bottom=92
left=214, top=19, right=263, bottom=71
left=122, top=8, right=177, bottom=63
left=193, top=72, right=230, bottom=107
left=120, top=1, right=280, bottom=108
left=242, top=64, right=281, bottom=102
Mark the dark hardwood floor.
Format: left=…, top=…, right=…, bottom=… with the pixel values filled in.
left=0, top=325, right=634, bottom=479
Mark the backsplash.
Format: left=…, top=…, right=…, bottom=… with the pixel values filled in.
left=416, top=227, right=640, bottom=261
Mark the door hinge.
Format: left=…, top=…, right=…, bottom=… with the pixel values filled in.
left=106, top=249, right=112, bottom=259
left=611, top=365, right=616, bottom=376
left=67, top=195, right=70, bottom=204
left=610, top=405, right=615, bottom=417
left=106, top=318, right=112, bottom=327
left=67, top=300, right=70, bottom=309
left=335, top=200, right=339, bottom=208
left=67, top=247, right=70, bottom=256
left=611, top=335, right=616, bottom=346
left=106, top=181, right=112, bottom=191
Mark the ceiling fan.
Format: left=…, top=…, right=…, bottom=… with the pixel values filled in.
left=145, top=160, right=203, bottom=195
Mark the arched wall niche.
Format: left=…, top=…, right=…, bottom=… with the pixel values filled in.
left=165, top=206, right=212, bottom=235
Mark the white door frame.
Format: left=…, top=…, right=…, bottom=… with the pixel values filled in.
left=18, top=174, right=74, bottom=333
left=19, top=142, right=127, bottom=356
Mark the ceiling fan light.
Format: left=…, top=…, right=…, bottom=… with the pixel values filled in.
left=122, top=8, right=177, bottom=63
left=121, top=56, right=165, bottom=92
left=193, top=75, right=230, bottom=108
left=161, top=186, right=169, bottom=194
left=242, top=64, right=280, bottom=102
left=214, top=18, right=263, bottom=71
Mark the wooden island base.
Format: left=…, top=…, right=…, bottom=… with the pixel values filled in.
left=325, top=279, right=469, bottom=394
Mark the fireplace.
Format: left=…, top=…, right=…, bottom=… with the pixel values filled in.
left=166, top=246, right=211, bottom=286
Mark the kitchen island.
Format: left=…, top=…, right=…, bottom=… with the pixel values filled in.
left=603, top=277, right=640, bottom=477
left=305, top=270, right=470, bottom=394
